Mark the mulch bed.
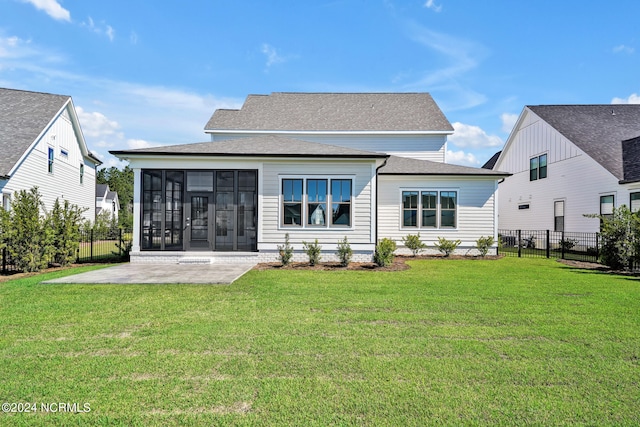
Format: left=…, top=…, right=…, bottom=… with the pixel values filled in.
left=254, top=254, right=503, bottom=272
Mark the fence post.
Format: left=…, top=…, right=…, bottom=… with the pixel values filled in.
left=119, top=228, right=123, bottom=258
left=595, top=234, right=599, bottom=262
left=517, top=229, right=522, bottom=258
left=561, top=231, right=565, bottom=259
left=546, top=230, right=550, bottom=258
left=2, top=247, right=6, bottom=274
left=90, top=228, right=94, bottom=262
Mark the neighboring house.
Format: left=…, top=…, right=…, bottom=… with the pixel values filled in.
left=490, top=104, right=640, bottom=233
left=0, top=88, right=101, bottom=221
left=96, top=184, right=120, bottom=221
left=111, top=92, right=509, bottom=263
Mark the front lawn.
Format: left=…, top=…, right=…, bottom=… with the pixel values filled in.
left=0, top=258, right=638, bottom=425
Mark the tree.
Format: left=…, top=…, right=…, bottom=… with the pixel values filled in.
left=587, top=205, right=640, bottom=271
left=0, top=188, right=53, bottom=272
left=97, top=165, right=134, bottom=228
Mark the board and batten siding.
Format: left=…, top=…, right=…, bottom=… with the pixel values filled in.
left=260, top=160, right=375, bottom=249
left=1, top=106, right=97, bottom=221
left=378, top=175, right=498, bottom=255
left=211, top=133, right=447, bottom=163
left=495, top=108, right=619, bottom=233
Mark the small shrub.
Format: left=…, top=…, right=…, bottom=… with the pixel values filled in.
left=336, top=236, right=353, bottom=267
left=302, top=239, right=322, bottom=266
left=48, top=198, right=86, bottom=266
left=475, top=236, right=495, bottom=257
left=402, top=233, right=426, bottom=256
left=277, top=233, right=294, bottom=266
left=374, top=238, right=396, bottom=267
left=558, top=238, right=578, bottom=252
left=434, top=237, right=461, bottom=257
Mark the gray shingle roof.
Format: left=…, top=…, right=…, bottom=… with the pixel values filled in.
left=205, top=92, right=454, bottom=132
left=379, top=155, right=510, bottom=177
left=621, top=136, right=640, bottom=183
left=0, top=88, right=71, bottom=177
left=528, top=105, right=640, bottom=180
left=111, top=135, right=388, bottom=159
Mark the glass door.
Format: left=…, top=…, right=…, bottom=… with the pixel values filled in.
left=186, top=193, right=212, bottom=250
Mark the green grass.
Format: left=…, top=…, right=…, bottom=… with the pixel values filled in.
left=1, top=258, right=639, bottom=426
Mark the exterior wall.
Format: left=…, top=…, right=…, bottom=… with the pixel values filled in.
left=211, top=133, right=447, bottom=163
left=260, top=160, right=375, bottom=248
left=127, top=156, right=377, bottom=260
left=495, top=108, right=620, bottom=233
left=2, top=105, right=97, bottom=221
left=378, top=175, right=499, bottom=255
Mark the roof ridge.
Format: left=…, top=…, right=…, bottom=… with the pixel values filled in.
left=0, top=87, right=70, bottom=98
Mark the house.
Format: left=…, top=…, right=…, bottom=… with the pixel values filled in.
left=490, top=104, right=640, bottom=233
left=111, top=92, right=509, bottom=263
left=96, top=184, right=120, bottom=221
left=0, top=88, right=101, bottom=221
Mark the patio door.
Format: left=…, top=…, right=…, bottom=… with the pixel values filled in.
left=186, top=193, right=212, bottom=250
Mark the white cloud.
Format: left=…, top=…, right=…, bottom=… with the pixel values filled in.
left=500, top=113, right=518, bottom=134
left=261, top=43, right=286, bottom=69
left=448, top=122, right=503, bottom=149
left=611, top=93, right=640, bottom=104
left=76, top=106, right=121, bottom=139
left=613, top=44, right=634, bottom=54
left=127, top=139, right=154, bottom=149
left=446, top=149, right=480, bottom=167
left=424, top=0, right=442, bottom=12
left=82, top=17, right=115, bottom=41
left=21, top=0, right=70, bottom=22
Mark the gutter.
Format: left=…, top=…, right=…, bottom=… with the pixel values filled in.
left=374, top=157, right=389, bottom=246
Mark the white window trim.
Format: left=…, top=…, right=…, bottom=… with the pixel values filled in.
left=399, top=188, right=459, bottom=230
left=278, top=175, right=355, bottom=231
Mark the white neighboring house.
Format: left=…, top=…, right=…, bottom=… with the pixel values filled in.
left=490, top=104, right=640, bottom=233
left=96, top=184, right=120, bottom=221
left=111, top=92, right=509, bottom=263
left=0, top=88, right=101, bottom=221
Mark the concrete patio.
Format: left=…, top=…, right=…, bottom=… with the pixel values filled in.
left=42, top=262, right=257, bottom=284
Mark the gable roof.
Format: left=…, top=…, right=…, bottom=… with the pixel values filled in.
left=481, top=151, right=501, bottom=170
left=0, top=87, right=100, bottom=178
left=527, top=105, right=640, bottom=180
left=111, top=135, right=388, bottom=159
left=96, top=184, right=109, bottom=198
left=379, top=155, right=510, bottom=177
left=205, top=92, right=454, bottom=133
left=0, top=88, right=71, bottom=178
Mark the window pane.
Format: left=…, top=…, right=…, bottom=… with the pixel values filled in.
left=539, top=154, right=547, bottom=179
left=440, top=191, right=457, bottom=228
left=403, top=191, right=418, bottom=209
left=187, top=171, right=213, bottom=192
left=404, top=210, right=417, bottom=227
left=422, top=209, right=436, bottom=227
left=283, top=179, right=303, bottom=202
left=308, top=203, right=326, bottom=225
left=600, top=195, right=614, bottom=215
left=332, top=203, right=350, bottom=225
left=530, top=157, right=538, bottom=181
left=308, top=179, right=327, bottom=202
left=631, top=193, right=640, bottom=213
left=284, top=203, right=302, bottom=225
left=331, top=179, right=351, bottom=203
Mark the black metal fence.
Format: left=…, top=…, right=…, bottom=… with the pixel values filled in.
left=2, top=228, right=132, bottom=274
left=498, top=229, right=600, bottom=263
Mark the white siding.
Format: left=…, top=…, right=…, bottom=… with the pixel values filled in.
left=260, top=160, right=375, bottom=247
left=211, top=133, right=447, bottom=162
left=496, top=108, right=619, bottom=233
left=378, top=175, right=498, bottom=255
left=3, top=106, right=97, bottom=221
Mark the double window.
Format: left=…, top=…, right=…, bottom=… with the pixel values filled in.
left=530, top=153, right=547, bottom=181
left=402, top=190, right=457, bottom=229
left=281, top=177, right=352, bottom=228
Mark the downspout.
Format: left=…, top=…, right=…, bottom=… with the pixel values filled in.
left=374, top=157, right=389, bottom=245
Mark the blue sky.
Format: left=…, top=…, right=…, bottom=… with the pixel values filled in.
left=2, top=0, right=640, bottom=168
